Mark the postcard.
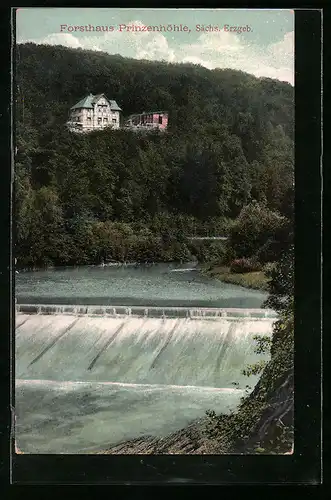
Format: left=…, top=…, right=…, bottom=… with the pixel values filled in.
left=14, top=7, right=295, bottom=457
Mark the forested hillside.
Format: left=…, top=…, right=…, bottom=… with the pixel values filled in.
left=15, top=43, right=294, bottom=268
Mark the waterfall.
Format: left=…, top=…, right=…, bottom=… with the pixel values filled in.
left=16, top=313, right=275, bottom=388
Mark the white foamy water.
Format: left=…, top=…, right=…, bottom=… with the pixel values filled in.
left=15, top=312, right=274, bottom=453
left=16, top=314, right=274, bottom=388
left=15, top=379, right=245, bottom=454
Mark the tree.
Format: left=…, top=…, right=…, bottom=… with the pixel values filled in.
left=264, top=244, right=294, bottom=314
left=228, top=201, right=288, bottom=263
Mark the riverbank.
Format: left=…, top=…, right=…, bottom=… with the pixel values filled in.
left=201, top=265, right=270, bottom=292
left=95, top=416, right=223, bottom=455
left=16, top=230, right=227, bottom=271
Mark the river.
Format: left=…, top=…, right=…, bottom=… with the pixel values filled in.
left=15, top=263, right=267, bottom=308
left=15, top=264, right=274, bottom=454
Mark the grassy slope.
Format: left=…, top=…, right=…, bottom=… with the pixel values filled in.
left=201, top=265, right=270, bottom=292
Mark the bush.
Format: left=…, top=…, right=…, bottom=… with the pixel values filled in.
left=228, top=202, right=287, bottom=263
left=256, top=239, right=284, bottom=263
left=208, top=241, right=227, bottom=264
left=230, top=257, right=262, bottom=274
left=263, top=262, right=277, bottom=274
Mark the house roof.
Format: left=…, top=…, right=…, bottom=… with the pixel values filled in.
left=71, top=94, right=94, bottom=109
left=108, top=100, right=122, bottom=111
left=71, top=93, right=122, bottom=111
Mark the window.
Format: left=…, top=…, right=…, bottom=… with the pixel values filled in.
left=112, top=118, right=117, bottom=123
left=104, top=117, right=108, bottom=122
left=159, top=115, right=163, bottom=124
left=98, top=118, right=102, bottom=123
left=87, top=117, right=91, bottom=121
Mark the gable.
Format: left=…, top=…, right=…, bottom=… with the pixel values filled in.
left=92, top=94, right=110, bottom=106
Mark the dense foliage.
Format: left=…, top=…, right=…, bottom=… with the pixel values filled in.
left=15, top=43, right=294, bottom=267
left=227, top=200, right=292, bottom=264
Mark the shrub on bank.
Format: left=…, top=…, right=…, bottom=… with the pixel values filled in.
left=228, top=202, right=287, bottom=263
left=262, top=262, right=277, bottom=274
left=188, top=240, right=227, bottom=264
left=230, top=257, right=262, bottom=274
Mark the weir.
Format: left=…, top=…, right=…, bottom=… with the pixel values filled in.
left=15, top=304, right=277, bottom=453
left=16, top=303, right=277, bottom=320
left=16, top=311, right=276, bottom=388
